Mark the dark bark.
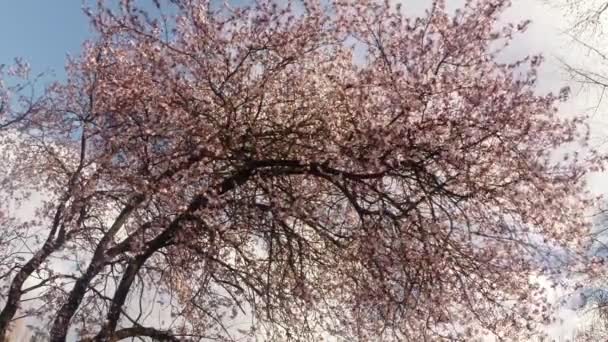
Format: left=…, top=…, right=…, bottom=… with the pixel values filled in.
left=0, top=243, right=59, bottom=339
left=93, top=195, right=209, bottom=340
left=112, top=326, right=180, bottom=341
left=88, top=161, right=353, bottom=340
left=49, top=195, right=145, bottom=342
left=82, top=326, right=180, bottom=342
left=0, top=131, right=89, bottom=341
left=93, top=168, right=254, bottom=340
left=0, top=201, right=68, bottom=341
left=48, top=149, right=212, bottom=341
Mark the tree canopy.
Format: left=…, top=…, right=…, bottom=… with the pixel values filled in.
left=0, top=0, right=600, bottom=340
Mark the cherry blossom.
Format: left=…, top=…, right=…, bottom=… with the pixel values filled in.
left=0, top=0, right=600, bottom=340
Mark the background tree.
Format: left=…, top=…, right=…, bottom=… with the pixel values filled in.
left=552, top=0, right=608, bottom=111
left=0, top=0, right=600, bottom=340
left=570, top=292, right=608, bottom=341
left=549, top=0, right=608, bottom=336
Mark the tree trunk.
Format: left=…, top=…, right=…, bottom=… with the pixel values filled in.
left=0, top=201, right=68, bottom=342
left=48, top=195, right=144, bottom=342
left=0, top=245, right=55, bottom=340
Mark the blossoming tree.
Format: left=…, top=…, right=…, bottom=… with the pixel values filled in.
left=0, top=0, right=599, bottom=340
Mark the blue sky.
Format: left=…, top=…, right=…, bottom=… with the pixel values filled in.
left=0, top=2, right=90, bottom=79
left=0, top=0, right=252, bottom=81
